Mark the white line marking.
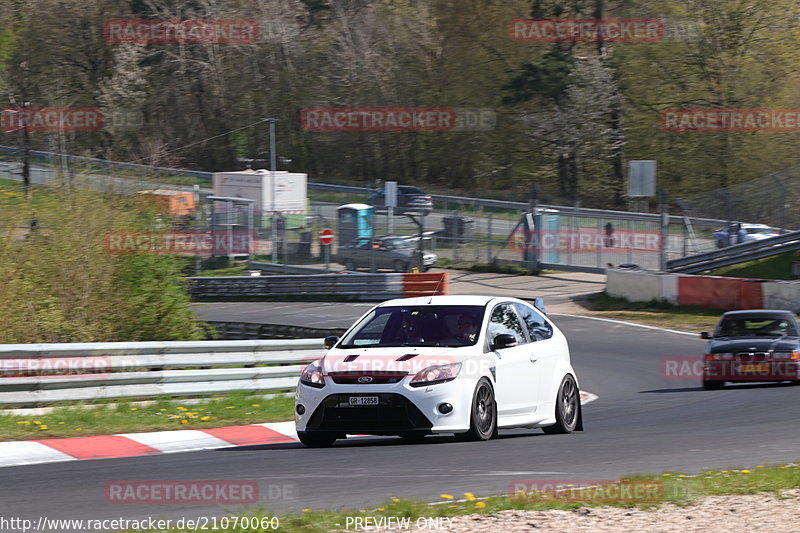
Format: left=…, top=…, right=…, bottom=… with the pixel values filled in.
left=552, top=313, right=699, bottom=337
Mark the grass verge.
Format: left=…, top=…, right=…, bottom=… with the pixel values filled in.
left=0, top=392, right=294, bottom=441
left=122, top=462, right=800, bottom=532
left=710, top=250, right=800, bottom=280
left=584, top=292, right=724, bottom=332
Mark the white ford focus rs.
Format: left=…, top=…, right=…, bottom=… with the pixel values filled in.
left=295, top=295, right=583, bottom=447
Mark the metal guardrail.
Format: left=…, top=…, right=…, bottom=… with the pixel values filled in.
left=187, top=274, right=405, bottom=300
left=666, top=230, right=800, bottom=273
left=208, top=321, right=346, bottom=340
left=188, top=272, right=447, bottom=300
left=0, top=339, right=321, bottom=406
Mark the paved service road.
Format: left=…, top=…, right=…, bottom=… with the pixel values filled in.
left=3, top=316, right=800, bottom=526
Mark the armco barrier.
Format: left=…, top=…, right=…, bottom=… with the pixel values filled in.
left=0, top=339, right=321, bottom=406
left=187, top=272, right=447, bottom=301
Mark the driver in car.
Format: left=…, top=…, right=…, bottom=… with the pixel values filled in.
left=455, top=315, right=479, bottom=344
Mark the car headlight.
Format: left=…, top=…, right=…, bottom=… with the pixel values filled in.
left=410, top=363, right=462, bottom=387
left=300, top=361, right=326, bottom=388
left=705, top=352, right=734, bottom=360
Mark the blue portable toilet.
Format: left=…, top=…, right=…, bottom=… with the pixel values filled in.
left=337, top=204, right=374, bottom=246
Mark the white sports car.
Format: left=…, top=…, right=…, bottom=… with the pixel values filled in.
left=295, top=295, right=583, bottom=447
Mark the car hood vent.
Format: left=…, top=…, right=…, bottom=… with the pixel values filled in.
left=396, top=354, right=417, bottom=361
left=343, top=354, right=360, bottom=362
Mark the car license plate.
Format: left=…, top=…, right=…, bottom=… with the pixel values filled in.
left=349, top=396, right=379, bottom=406
left=738, top=363, right=769, bottom=372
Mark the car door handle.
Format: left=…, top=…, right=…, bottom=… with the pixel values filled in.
left=529, top=356, right=538, bottom=363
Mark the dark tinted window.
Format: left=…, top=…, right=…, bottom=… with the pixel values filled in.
left=514, top=302, right=553, bottom=341
left=339, top=305, right=485, bottom=348
left=715, top=316, right=798, bottom=337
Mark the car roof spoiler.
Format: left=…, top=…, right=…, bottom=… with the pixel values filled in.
left=533, top=297, right=546, bottom=314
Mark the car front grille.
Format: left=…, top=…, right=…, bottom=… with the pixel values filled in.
left=305, top=393, right=433, bottom=434
left=329, top=371, right=408, bottom=384
left=735, top=352, right=769, bottom=361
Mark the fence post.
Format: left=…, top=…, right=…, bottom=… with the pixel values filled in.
left=659, top=189, right=668, bottom=271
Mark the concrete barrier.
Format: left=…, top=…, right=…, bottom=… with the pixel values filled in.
left=606, top=269, right=662, bottom=302
left=606, top=269, right=798, bottom=311
left=763, top=281, right=800, bottom=312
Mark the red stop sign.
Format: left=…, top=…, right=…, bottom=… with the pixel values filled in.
left=319, top=228, right=335, bottom=245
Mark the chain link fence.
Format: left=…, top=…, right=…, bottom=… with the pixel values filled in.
left=1, top=145, right=749, bottom=272
left=675, top=166, right=800, bottom=231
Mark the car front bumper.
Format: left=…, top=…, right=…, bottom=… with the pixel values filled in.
left=295, top=377, right=478, bottom=435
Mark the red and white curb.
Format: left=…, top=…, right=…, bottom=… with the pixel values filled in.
left=0, top=392, right=597, bottom=469
left=0, top=422, right=298, bottom=469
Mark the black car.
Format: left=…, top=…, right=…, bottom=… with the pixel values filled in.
left=701, top=309, right=800, bottom=390
left=368, top=185, right=433, bottom=215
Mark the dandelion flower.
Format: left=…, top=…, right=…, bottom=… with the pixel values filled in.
left=251, top=404, right=261, bottom=407
left=741, top=470, right=751, bottom=473
left=475, top=502, right=486, bottom=508
left=391, top=498, right=400, bottom=503
left=226, top=406, right=236, bottom=409
left=33, top=421, right=42, bottom=425
left=180, top=419, right=188, bottom=424
left=130, top=407, right=138, bottom=411
left=39, top=425, right=48, bottom=430
left=464, top=492, right=475, bottom=501
left=200, top=416, right=211, bottom=421
left=440, top=494, right=454, bottom=500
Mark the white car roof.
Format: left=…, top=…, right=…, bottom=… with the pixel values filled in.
left=378, top=295, right=519, bottom=307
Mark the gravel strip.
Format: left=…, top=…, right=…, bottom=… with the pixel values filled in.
left=444, top=490, right=800, bottom=533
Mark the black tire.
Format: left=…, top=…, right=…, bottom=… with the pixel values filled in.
left=702, top=379, right=725, bottom=390
left=457, top=378, right=497, bottom=441
left=297, top=431, right=338, bottom=448
left=344, top=259, right=356, bottom=271
left=543, top=375, right=579, bottom=434
left=393, top=260, right=408, bottom=273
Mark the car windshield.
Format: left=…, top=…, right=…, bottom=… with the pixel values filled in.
left=714, top=317, right=798, bottom=337
left=339, top=305, right=485, bottom=348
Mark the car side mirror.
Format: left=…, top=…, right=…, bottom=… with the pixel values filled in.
left=323, top=336, right=339, bottom=349
left=491, top=333, right=517, bottom=350
left=700, top=332, right=710, bottom=339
